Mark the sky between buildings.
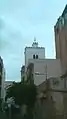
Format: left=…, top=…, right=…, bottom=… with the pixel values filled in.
left=0, top=0, right=67, bottom=81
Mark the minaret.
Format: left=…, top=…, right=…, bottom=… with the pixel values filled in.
left=25, top=37, right=45, bottom=71
left=32, top=37, right=38, bottom=47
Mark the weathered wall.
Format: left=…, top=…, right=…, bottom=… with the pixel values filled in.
left=28, top=59, right=61, bottom=85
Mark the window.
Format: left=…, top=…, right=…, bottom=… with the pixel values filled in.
left=36, top=55, right=38, bottom=59
left=33, top=54, right=38, bottom=59
left=33, top=54, right=35, bottom=59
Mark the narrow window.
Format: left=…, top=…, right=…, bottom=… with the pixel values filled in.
left=33, top=54, right=35, bottom=59
left=36, top=55, right=38, bottom=59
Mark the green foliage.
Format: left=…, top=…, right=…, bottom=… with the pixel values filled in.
left=0, top=98, right=2, bottom=111
left=6, top=69, right=37, bottom=119
left=6, top=82, right=37, bottom=108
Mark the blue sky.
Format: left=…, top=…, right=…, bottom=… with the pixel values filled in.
left=0, top=0, right=67, bottom=81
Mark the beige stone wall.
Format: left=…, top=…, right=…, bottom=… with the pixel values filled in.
left=34, top=75, right=67, bottom=119
left=34, top=97, right=56, bottom=119
left=36, top=77, right=67, bottom=118
left=54, top=27, right=61, bottom=59
left=48, top=77, right=67, bottom=118
left=50, top=91, right=63, bottom=113
left=55, top=24, right=67, bottom=73
left=28, top=59, right=61, bottom=85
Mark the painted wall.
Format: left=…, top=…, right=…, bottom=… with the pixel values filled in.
left=28, top=59, right=62, bottom=85
left=25, top=47, right=45, bottom=71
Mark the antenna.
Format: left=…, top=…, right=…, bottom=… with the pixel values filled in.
left=34, top=37, right=36, bottom=42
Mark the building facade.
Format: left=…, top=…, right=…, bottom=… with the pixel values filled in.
left=47, top=77, right=67, bottom=118
left=0, top=56, right=6, bottom=101
left=36, top=76, right=67, bottom=119
left=21, top=65, right=25, bottom=81
left=28, top=59, right=61, bottom=85
left=54, top=5, right=67, bottom=73
left=24, top=38, right=62, bottom=85
left=0, top=57, right=3, bottom=98
left=1, top=67, right=5, bottom=101
left=24, top=39, right=45, bottom=71
left=4, top=81, right=13, bottom=99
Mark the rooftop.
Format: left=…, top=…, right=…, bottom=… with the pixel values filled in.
left=25, top=37, right=45, bottom=49
left=55, top=4, right=67, bottom=28
left=62, top=4, right=67, bottom=17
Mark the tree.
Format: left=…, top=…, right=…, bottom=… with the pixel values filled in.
left=0, top=98, right=3, bottom=111
left=6, top=62, right=37, bottom=118
left=6, top=82, right=37, bottom=119
left=26, top=63, right=34, bottom=84
left=6, top=82, right=37, bottom=106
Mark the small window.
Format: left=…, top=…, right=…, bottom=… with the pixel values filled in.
left=33, top=55, right=35, bottom=59
left=36, top=55, right=38, bottom=59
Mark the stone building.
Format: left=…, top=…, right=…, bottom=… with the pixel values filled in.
left=54, top=4, right=67, bottom=73
left=21, top=65, right=25, bottom=81
left=23, top=39, right=62, bottom=85
left=24, top=38, right=45, bottom=72
left=36, top=76, right=67, bottom=119
left=28, top=59, right=61, bottom=85
left=0, top=56, right=5, bottom=101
